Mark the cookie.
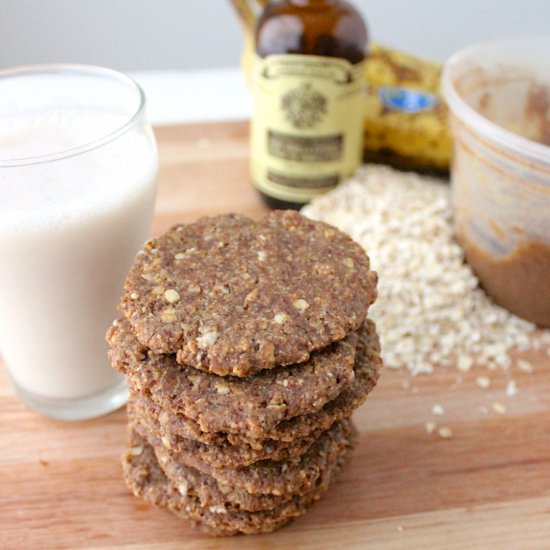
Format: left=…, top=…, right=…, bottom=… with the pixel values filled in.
left=130, top=411, right=326, bottom=470
left=156, top=419, right=353, bottom=503
left=261, top=318, right=382, bottom=442
left=123, top=429, right=351, bottom=536
left=127, top=319, right=382, bottom=450
left=109, top=316, right=358, bottom=440
left=120, top=211, right=377, bottom=376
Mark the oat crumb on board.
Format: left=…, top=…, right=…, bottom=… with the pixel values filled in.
left=425, top=421, right=437, bottom=434
left=476, top=376, right=491, bottom=389
left=517, top=359, right=534, bottom=374
left=437, top=426, right=453, bottom=439
left=303, top=165, right=550, bottom=376
left=506, top=380, right=518, bottom=397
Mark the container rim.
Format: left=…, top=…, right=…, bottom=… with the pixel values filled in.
left=441, top=36, right=550, bottom=167
left=0, top=64, right=146, bottom=167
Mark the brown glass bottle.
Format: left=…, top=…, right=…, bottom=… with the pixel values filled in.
left=251, top=0, right=368, bottom=210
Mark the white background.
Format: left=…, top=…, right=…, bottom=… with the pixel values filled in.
left=0, top=0, right=548, bottom=70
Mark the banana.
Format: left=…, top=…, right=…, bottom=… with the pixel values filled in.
left=363, top=44, right=452, bottom=172
left=231, top=0, right=451, bottom=172
left=366, top=43, right=442, bottom=92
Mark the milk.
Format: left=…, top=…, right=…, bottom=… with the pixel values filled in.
left=0, top=109, right=158, bottom=402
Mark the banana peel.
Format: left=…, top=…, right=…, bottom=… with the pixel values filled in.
left=231, top=0, right=452, bottom=173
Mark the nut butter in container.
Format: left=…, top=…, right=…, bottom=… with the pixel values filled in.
left=442, top=36, right=550, bottom=327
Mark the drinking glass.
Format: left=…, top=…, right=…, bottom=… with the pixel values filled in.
left=0, top=65, right=158, bottom=420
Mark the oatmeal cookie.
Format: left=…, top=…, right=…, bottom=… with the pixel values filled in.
left=126, top=319, right=381, bottom=449
left=155, top=419, right=353, bottom=503
left=120, top=211, right=377, bottom=376
left=109, top=316, right=358, bottom=439
left=123, top=429, right=352, bottom=536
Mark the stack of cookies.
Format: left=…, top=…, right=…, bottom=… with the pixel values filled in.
left=107, top=211, right=382, bottom=536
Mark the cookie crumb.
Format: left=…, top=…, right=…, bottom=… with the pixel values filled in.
left=492, top=402, right=506, bottom=414
left=432, top=404, right=444, bottom=416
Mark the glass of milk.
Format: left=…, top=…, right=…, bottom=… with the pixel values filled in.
left=0, top=65, right=158, bottom=420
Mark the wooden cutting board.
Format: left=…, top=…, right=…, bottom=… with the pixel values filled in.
left=2, top=121, right=550, bottom=550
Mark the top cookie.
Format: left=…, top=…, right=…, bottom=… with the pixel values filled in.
left=121, top=210, right=377, bottom=376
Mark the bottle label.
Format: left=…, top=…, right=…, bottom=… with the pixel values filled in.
left=251, top=54, right=365, bottom=203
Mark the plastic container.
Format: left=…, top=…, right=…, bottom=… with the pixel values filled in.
left=442, top=36, right=550, bottom=327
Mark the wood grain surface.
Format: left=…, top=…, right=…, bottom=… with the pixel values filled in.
left=2, top=121, right=550, bottom=550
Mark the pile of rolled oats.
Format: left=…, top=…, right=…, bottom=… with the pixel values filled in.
left=303, top=165, right=550, bottom=376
